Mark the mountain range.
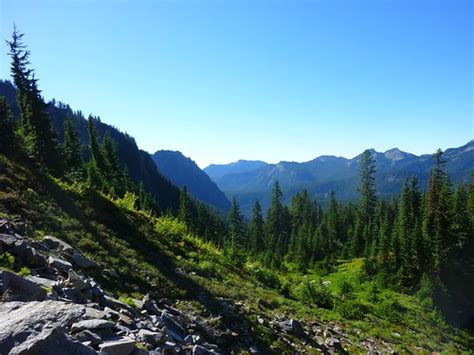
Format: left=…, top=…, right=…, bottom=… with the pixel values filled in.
left=152, top=150, right=230, bottom=211
left=204, top=141, right=474, bottom=217
left=1, top=79, right=472, bottom=218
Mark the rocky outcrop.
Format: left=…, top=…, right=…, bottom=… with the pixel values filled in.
left=1, top=271, right=46, bottom=302
left=0, top=301, right=91, bottom=354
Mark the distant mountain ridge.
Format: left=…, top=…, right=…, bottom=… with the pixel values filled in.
left=205, top=141, right=474, bottom=217
left=152, top=150, right=230, bottom=211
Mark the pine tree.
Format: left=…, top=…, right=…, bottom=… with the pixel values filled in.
left=87, top=116, right=106, bottom=170
left=86, top=117, right=104, bottom=188
left=7, top=27, right=62, bottom=172
left=352, top=149, right=377, bottom=256
left=358, top=149, right=377, bottom=221
left=63, top=117, right=83, bottom=174
left=102, top=131, right=120, bottom=193
left=249, top=200, right=264, bottom=254
left=228, top=197, right=246, bottom=249
left=265, top=181, right=283, bottom=253
left=422, top=149, right=452, bottom=273
left=0, top=97, right=16, bottom=154
left=178, top=186, right=193, bottom=229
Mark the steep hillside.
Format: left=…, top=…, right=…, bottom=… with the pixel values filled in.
left=152, top=150, right=230, bottom=212
left=0, top=154, right=471, bottom=353
left=0, top=80, right=180, bottom=212
left=208, top=142, right=474, bottom=216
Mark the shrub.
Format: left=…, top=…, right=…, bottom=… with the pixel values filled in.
left=339, top=280, right=354, bottom=299
left=197, top=260, right=216, bottom=277
left=116, top=192, right=137, bottom=211
left=253, top=268, right=280, bottom=289
left=299, top=279, right=333, bottom=309
left=18, top=266, right=31, bottom=277
left=367, top=281, right=380, bottom=303
left=0, top=252, right=15, bottom=270
left=377, top=299, right=401, bottom=322
left=224, top=248, right=246, bottom=269
left=280, top=280, right=293, bottom=298
left=337, top=300, right=367, bottom=320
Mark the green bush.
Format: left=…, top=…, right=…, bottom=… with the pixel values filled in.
left=197, top=260, right=216, bottom=277
left=299, top=279, right=333, bottom=309
left=253, top=267, right=280, bottom=289
left=377, top=299, right=401, bottom=322
left=0, top=252, right=15, bottom=270
left=115, top=192, right=137, bottom=211
left=337, top=300, right=368, bottom=320
left=224, top=248, right=246, bottom=269
left=18, top=266, right=31, bottom=277
left=339, top=280, right=354, bottom=299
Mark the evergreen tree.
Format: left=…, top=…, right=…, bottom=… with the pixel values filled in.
left=178, top=186, right=193, bottom=229
left=228, top=197, right=246, bottom=249
left=87, top=116, right=106, bottom=171
left=0, top=96, right=16, bottom=154
left=358, top=149, right=377, bottom=221
left=422, top=149, right=452, bottom=273
left=351, top=149, right=377, bottom=256
left=249, top=200, right=264, bottom=254
left=86, top=117, right=104, bottom=188
left=102, top=131, right=120, bottom=193
left=63, top=117, right=83, bottom=174
left=265, top=181, right=283, bottom=253
left=7, top=27, right=62, bottom=172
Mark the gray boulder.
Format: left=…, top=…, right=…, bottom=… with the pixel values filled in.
left=98, top=337, right=135, bottom=355
left=43, top=235, right=74, bottom=255
left=71, top=252, right=98, bottom=269
left=161, top=312, right=186, bottom=342
left=75, top=329, right=103, bottom=347
left=278, top=319, right=305, bottom=337
left=71, top=319, right=115, bottom=333
left=67, top=269, right=90, bottom=291
left=137, top=329, right=167, bottom=346
left=0, top=301, right=90, bottom=354
left=1, top=270, right=47, bottom=301
left=26, top=275, right=57, bottom=288
left=104, top=295, right=135, bottom=313
left=48, top=255, right=73, bottom=273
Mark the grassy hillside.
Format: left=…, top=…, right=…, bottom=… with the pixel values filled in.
left=0, top=153, right=472, bottom=353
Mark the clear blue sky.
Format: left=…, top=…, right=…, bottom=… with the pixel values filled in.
left=1, top=0, right=472, bottom=168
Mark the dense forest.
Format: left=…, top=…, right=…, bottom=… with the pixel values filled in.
left=1, top=29, right=473, bottom=353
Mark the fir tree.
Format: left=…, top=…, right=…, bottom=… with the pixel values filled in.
left=0, top=96, right=16, bottom=154
left=228, top=197, right=246, bottom=249
left=249, top=200, right=264, bottom=254
left=63, top=117, right=83, bottom=174
left=7, top=27, right=62, bottom=172
left=178, top=186, right=193, bottom=229
left=265, top=181, right=284, bottom=254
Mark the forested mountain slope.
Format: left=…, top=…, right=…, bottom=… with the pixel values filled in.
left=152, top=150, right=230, bottom=212
left=207, top=141, right=474, bottom=216
left=0, top=79, right=180, bottom=212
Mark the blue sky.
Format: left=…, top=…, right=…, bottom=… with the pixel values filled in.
left=1, top=0, right=472, bottom=168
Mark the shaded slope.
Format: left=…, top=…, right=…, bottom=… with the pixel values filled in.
left=152, top=150, right=230, bottom=212
left=0, top=79, right=180, bottom=212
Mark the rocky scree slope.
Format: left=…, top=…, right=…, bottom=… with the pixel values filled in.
left=0, top=218, right=369, bottom=355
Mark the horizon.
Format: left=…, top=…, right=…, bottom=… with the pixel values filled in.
left=158, top=138, right=473, bottom=169
left=1, top=0, right=472, bottom=168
